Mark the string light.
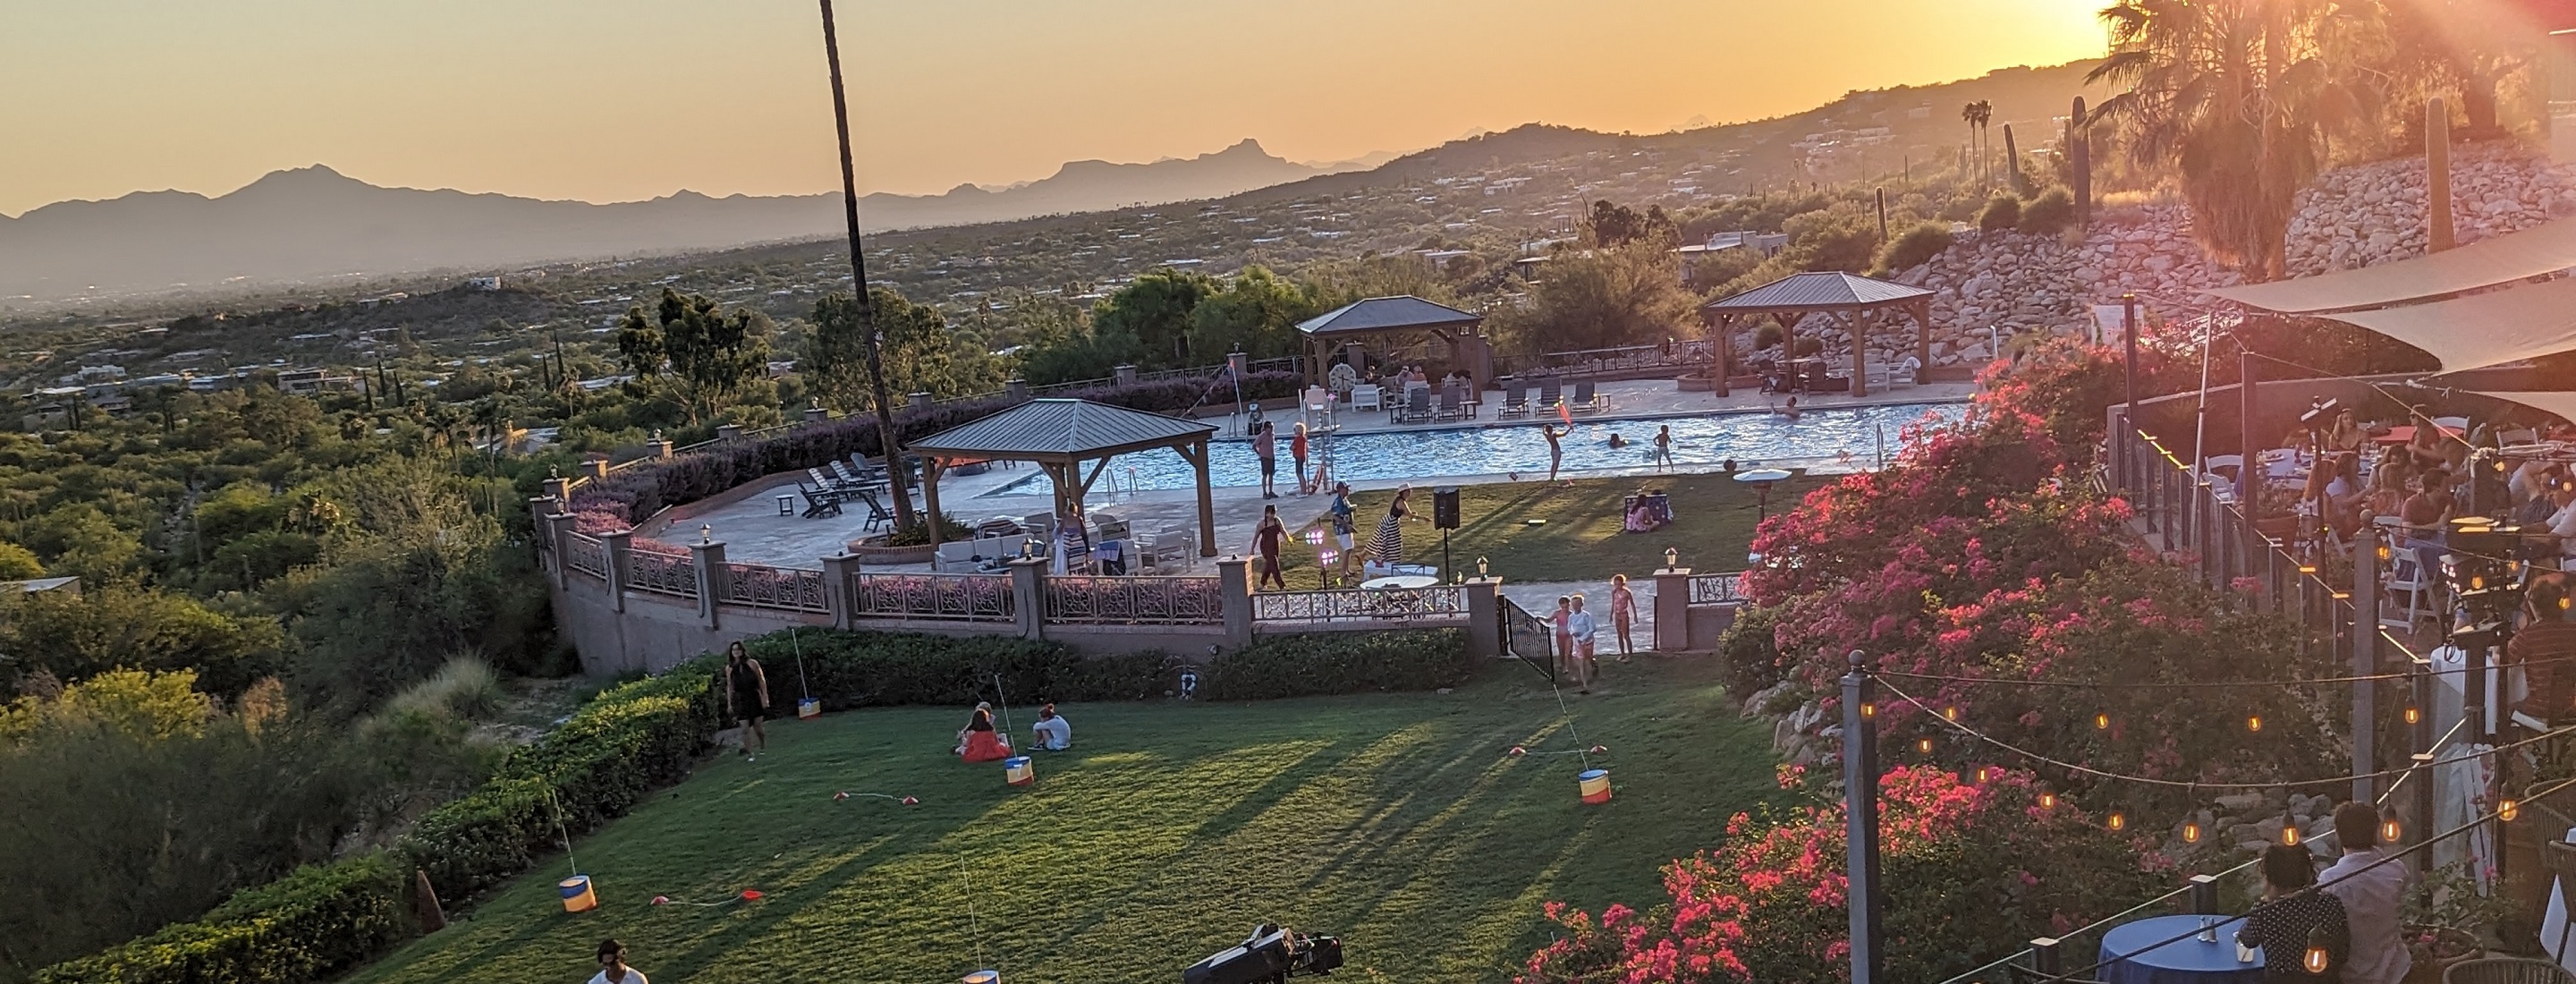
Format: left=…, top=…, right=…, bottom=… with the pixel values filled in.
left=1974, top=767, right=1994, bottom=784
left=1860, top=701, right=1876, bottom=719
left=1917, top=737, right=1935, bottom=754
left=2501, top=799, right=2521, bottom=822
left=2303, top=945, right=2331, bottom=975
left=2038, top=792, right=2058, bottom=810
left=2403, top=706, right=2422, bottom=726
left=2247, top=715, right=2264, bottom=734
left=2095, top=713, right=2111, bottom=730
left=2380, top=817, right=2402, bottom=843
left=2107, top=811, right=2127, bottom=832
left=2281, top=821, right=2301, bottom=846
left=2182, top=819, right=2203, bottom=844
left=1942, top=705, right=1959, bottom=722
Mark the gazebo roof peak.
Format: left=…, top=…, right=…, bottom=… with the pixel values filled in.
left=907, top=397, right=1216, bottom=462
left=1296, top=295, right=1483, bottom=336
left=1701, top=271, right=1931, bottom=311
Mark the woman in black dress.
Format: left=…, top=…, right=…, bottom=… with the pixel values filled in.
left=2236, top=844, right=2348, bottom=982
left=722, top=642, right=769, bottom=761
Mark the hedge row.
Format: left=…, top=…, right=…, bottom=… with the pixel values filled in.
left=572, top=369, right=1305, bottom=526
left=30, top=625, right=1465, bottom=983
left=31, top=853, right=410, bottom=984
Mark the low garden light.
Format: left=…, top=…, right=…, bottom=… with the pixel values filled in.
left=1665, top=547, right=1680, bottom=570
left=700, top=523, right=714, bottom=545
left=1476, top=555, right=1488, bottom=578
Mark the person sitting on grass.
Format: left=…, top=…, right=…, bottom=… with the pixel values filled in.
left=956, top=701, right=1011, bottom=761
left=1030, top=703, right=1072, bottom=751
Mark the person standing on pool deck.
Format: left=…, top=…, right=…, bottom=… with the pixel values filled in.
left=1653, top=426, right=1674, bottom=472
left=721, top=642, right=769, bottom=761
left=1253, top=420, right=1279, bottom=499
left=1543, top=424, right=1569, bottom=483
left=1291, top=422, right=1311, bottom=496
left=1252, top=505, right=1289, bottom=590
left=1608, top=574, right=1638, bottom=660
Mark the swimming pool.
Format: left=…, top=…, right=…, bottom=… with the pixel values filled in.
left=979, top=401, right=1967, bottom=496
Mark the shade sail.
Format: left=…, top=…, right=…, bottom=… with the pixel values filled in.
left=2203, top=217, right=2576, bottom=314
left=2472, top=390, right=2576, bottom=426
left=2321, top=275, right=2576, bottom=374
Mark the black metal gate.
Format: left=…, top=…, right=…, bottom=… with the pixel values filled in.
left=1500, top=596, right=1555, bottom=683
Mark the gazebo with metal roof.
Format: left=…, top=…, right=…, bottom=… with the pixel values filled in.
left=1295, top=295, right=1491, bottom=391
left=906, top=398, right=1220, bottom=557
left=1699, top=271, right=1935, bottom=397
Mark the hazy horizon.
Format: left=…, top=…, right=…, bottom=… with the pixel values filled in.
left=0, top=0, right=2106, bottom=218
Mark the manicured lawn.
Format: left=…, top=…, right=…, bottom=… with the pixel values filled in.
left=347, top=659, right=1779, bottom=984
left=1269, top=472, right=1828, bottom=583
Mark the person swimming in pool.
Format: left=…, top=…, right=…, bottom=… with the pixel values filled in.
left=1606, top=433, right=1627, bottom=449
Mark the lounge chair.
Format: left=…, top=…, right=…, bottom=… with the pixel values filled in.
left=1350, top=384, right=1384, bottom=413
left=1496, top=383, right=1529, bottom=419
left=1536, top=377, right=1563, bottom=415
left=797, top=481, right=843, bottom=519
left=1570, top=379, right=1606, bottom=413
left=852, top=486, right=894, bottom=531
left=1395, top=386, right=1433, bottom=424
left=1435, top=386, right=1468, bottom=422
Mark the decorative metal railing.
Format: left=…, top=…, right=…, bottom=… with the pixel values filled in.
left=1043, top=575, right=1224, bottom=625
left=1251, top=585, right=1467, bottom=623
left=1496, top=341, right=1716, bottom=381
left=1689, top=571, right=1745, bottom=605
left=562, top=533, right=609, bottom=579
left=623, top=550, right=699, bottom=599
left=721, top=563, right=830, bottom=614
left=847, top=573, right=1014, bottom=623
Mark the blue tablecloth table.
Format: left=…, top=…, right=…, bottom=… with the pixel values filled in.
left=2097, top=914, right=2265, bottom=984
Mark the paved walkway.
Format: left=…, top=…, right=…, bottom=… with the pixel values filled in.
left=657, top=376, right=1970, bottom=573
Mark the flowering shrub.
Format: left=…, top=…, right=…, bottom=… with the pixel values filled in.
left=1975, top=337, right=2126, bottom=451
left=1519, top=766, right=2159, bottom=984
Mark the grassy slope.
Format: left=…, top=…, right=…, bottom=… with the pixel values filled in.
left=1268, top=472, right=1827, bottom=583
left=349, top=659, right=1778, bottom=984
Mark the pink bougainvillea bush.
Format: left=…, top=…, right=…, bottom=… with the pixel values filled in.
left=1518, top=766, right=2161, bottom=984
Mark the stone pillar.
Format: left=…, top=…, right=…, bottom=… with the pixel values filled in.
left=821, top=553, right=861, bottom=631
left=1114, top=364, right=1139, bottom=386
left=529, top=498, right=561, bottom=551
left=1216, top=556, right=1254, bottom=650
left=1005, top=378, right=1030, bottom=402
left=583, top=457, right=610, bottom=481
left=908, top=392, right=934, bottom=412
left=546, top=513, right=577, bottom=590
left=601, top=530, right=634, bottom=614
left=1464, top=577, right=1503, bottom=658
left=715, top=423, right=744, bottom=443
left=1009, top=557, right=1047, bottom=641
left=803, top=406, right=830, bottom=424
left=543, top=475, right=574, bottom=503
left=1652, top=566, right=1693, bottom=652
left=647, top=433, right=674, bottom=461
left=690, top=539, right=727, bottom=630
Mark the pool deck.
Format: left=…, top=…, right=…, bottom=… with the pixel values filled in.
left=1212, top=377, right=1978, bottom=441
left=654, top=377, right=1975, bottom=577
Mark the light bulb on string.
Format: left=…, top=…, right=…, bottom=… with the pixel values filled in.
left=2106, top=811, right=2126, bottom=832
left=1917, top=737, right=1934, bottom=755
left=2303, top=945, right=2331, bottom=975
left=2501, top=799, right=2521, bottom=822
left=1942, top=705, right=1958, bottom=722
left=1974, top=767, right=1993, bottom=784
left=2403, top=705, right=2421, bottom=726
left=2381, top=817, right=2402, bottom=843
left=1860, top=701, right=1876, bottom=719
left=2182, top=819, right=2203, bottom=844
left=2094, top=713, right=2111, bottom=730
left=2247, top=715, right=2264, bottom=733
left=2281, top=820, right=2301, bottom=846
left=2038, top=792, right=2057, bottom=810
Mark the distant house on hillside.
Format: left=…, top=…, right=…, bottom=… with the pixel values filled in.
left=465, top=276, right=503, bottom=291
left=3, top=577, right=80, bottom=598
left=275, top=369, right=357, bottom=396
left=1677, top=231, right=1788, bottom=286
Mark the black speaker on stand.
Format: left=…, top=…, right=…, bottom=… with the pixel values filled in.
left=1434, top=486, right=1461, bottom=581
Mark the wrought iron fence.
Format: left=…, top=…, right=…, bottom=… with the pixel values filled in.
left=847, top=573, right=1014, bottom=623
left=1689, top=571, right=1745, bottom=605
left=562, top=532, right=609, bottom=579
left=1496, top=341, right=1716, bottom=381
left=623, top=550, right=699, bottom=599
left=1251, top=585, right=1467, bottom=623
left=1043, top=575, right=1224, bottom=625
left=721, top=563, right=830, bottom=614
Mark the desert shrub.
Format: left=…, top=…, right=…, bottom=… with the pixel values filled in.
left=384, top=656, right=503, bottom=722
left=1792, top=337, right=1824, bottom=358
left=1976, top=192, right=2021, bottom=232
left=1752, top=324, right=1784, bottom=351
left=2017, top=187, right=2079, bottom=235
left=1714, top=605, right=1787, bottom=700
left=1874, top=221, right=1955, bottom=273
left=29, top=853, right=411, bottom=984
left=1199, top=629, right=1475, bottom=700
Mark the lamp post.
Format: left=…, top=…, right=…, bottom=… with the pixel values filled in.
left=1842, top=650, right=1885, bottom=984
left=817, top=0, right=917, bottom=530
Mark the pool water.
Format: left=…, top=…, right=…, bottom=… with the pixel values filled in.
left=980, top=401, right=1967, bottom=496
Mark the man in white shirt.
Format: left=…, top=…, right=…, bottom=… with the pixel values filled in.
left=591, top=938, right=648, bottom=984
left=2319, top=802, right=2411, bottom=984
left=1030, top=703, right=1072, bottom=751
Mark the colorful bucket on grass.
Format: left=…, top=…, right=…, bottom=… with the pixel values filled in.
left=1004, top=756, right=1034, bottom=786
left=1578, top=769, right=1613, bottom=805
left=797, top=697, right=821, bottom=720
left=962, top=971, right=1000, bottom=984
left=558, top=875, right=597, bottom=913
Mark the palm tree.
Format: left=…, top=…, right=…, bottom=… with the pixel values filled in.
left=2089, top=0, right=2371, bottom=281
left=1962, top=101, right=1982, bottom=184
left=1962, top=100, right=1995, bottom=185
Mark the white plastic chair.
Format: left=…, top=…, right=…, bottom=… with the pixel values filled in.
left=2382, top=551, right=2436, bottom=631
left=2434, top=415, right=2470, bottom=431
left=1351, top=385, right=1383, bottom=413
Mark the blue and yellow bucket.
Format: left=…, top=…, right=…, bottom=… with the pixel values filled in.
left=1577, top=769, right=1613, bottom=805
left=797, top=696, right=821, bottom=720
left=558, top=874, right=597, bottom=913
left=1004, top=756, right=1034, bottom=786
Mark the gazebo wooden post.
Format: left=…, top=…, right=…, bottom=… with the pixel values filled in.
left=1187, top=438, right=1217, bottom=557
left=921, top=457, right=948, bottom=553
left=1710, top=310, right=1733, bottom=397
left=1849, top=310, right=1870, bottom=398
left=1913, top=299, right=1933, bottom=372
left=1042, top=461, right=1074, bottom=519
left=1782, top=314, right=1798, bottom=377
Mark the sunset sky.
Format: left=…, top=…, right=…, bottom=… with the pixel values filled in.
left=0, top=0, right=2107, bottom=217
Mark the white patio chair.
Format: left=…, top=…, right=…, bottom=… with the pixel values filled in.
left=1351, top=385, right=1383, bottom=413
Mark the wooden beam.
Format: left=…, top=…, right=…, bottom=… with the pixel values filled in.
left=1849, top=309, right=1869, bottom=398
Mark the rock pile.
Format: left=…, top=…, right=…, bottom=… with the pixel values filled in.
left=2283, top=140, right=2576, bottom=276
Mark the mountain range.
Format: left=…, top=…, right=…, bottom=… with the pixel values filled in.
left=0, top=139, right=1379, bottom=301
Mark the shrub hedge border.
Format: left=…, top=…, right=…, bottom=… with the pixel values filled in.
left=30, top=626, right=1469, bottom=983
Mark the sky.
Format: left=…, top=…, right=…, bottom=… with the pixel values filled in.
left=0, top=0, right=2107, bottom=217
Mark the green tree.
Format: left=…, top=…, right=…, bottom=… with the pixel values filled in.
left=1185, top=267, right=1323, bottom=361
left=615, top=289, right=772, bottom=423
left=809, top=288, right=1007, bottom=412
left=2090, top=0, right=2372, bottom=279
left=1490, top=244, right=1695, bottom=352
left=0, top=588, right=284, bottom=698
left=1581, top=200, right=1678, bottom=249
left=0, top=542, right=39, bottom=581
left=1091, top=269, right=1216, bottom=368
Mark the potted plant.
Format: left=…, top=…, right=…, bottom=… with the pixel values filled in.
left=2401, top=861, right=2510, bottom=980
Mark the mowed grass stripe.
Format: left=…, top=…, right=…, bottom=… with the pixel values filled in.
left=345, top=658, right=1777, bottom=983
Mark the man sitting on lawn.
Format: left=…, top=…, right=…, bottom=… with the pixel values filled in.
left=1030, top=704, right=1072, bottom=751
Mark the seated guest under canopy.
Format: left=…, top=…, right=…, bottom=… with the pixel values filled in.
left=956, top=701, right=1011, bottom=761
left=1030, top=704, right=1072, bottom=751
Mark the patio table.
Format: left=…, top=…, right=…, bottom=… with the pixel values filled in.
left=2097, top=914, right=2262, bottom=984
